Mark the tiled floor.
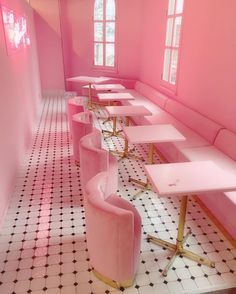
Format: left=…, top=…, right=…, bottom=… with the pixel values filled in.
left=0, top=95, right=236, bottom=294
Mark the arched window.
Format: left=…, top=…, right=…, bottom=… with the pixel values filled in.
left=162, top=0, right=184, bottom=89
left=94, top=0, right=116, bottom=68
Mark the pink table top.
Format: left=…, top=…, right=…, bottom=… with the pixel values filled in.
left=93, top=84, right=125, bottom=91
left=97, top=92, right=135, bottom=101
left=66, top=76, right=110, bottom=84
left=105, top=105, right=152, bottom=117
left=123, top=124, right=185, bottom=144
left=145, top=161, right=236, bottom=197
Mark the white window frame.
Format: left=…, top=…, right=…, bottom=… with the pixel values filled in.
left=93, top=0, right=116, bottom=69
left=161, top=0, right=184, bottom=91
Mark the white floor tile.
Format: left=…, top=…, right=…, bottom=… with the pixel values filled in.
left=0, top=97, right=235, bottom=294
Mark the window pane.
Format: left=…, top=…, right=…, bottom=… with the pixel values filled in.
left=106, top=0, right=115, bottom=20
left=106, top=22, right=115, bottom=42
left=168, top=0, right=175, bottom=15
left=176, top=0, right=184, bottom=14
left=165, top=18, right=173, bottom=46
left=172, top=16, right=182, bottom=47
left=94, top=22, right=103, bottom=42
left=169, top=50, right=178, bottom=84
left=94, top=0, right=103, bottom=20
left=106, top=43, right=114, bottom=66
left=94, top=43, right=103, bottom=66
left=163, top=49, right=171, bottom=82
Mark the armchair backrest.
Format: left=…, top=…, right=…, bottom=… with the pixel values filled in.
left=71, top=111, right=93, bottom=163
left=85, top=172, right=141, bottom=286
left=67, top=96, right=86, bottom=132
left=79, top=129, right=110, bottom=197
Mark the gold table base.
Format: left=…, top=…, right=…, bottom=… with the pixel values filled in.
left=108, top=116, right=144, bottom=161
left=110, top=146, right=144, bottom=162
left=129, top=177, right=152, bottom=199
left=147, top=195, right=215, bottom=276
left=102, top=117, right=124, bottom=139
left=129, top=143, right=155, bottom=199
left=102, top=129, right=123, bottom=139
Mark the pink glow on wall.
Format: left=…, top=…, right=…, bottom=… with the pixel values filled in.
left=0, top=0, right=41, bottom=228
left=1, top=5, right=30, bottom=53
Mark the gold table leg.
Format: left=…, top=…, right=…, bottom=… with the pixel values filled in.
left=129, top=143, right=155, bottom=198
left=87, top=83, right=96, bottom=110
left=101, top=100, right=113, bottom=123
left=102, top=116, right=123, bottom=139
left=88, top=84, right=105, bottom=111
left=147, top=195, right=215, bottom=276
left=110, top=117, right=144, bottom=162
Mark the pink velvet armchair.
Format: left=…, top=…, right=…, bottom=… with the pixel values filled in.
left=71, top=111, right=93, bottom=165
left=67, top=96, right=87, bottom=132
left=85, top=171, right=142, bottom=288
left=79, top=129, right=118, bottom=197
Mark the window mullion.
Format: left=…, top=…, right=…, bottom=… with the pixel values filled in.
left=94, top=0, right=116, bottom=68
left=103, top=0, right=106, bottom=66
left=162, top=0, right=184, bottom=87
left=167, top=16, right=174, bottom=83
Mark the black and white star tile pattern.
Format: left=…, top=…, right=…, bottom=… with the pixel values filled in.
left=0, top=94, right=235, bottom=294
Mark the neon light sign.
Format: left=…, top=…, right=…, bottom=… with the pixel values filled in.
left=1, top=6, right=30, bottom=53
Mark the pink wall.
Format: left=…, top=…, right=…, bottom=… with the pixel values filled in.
left=139, top=0, right=166, bottom=90
left=177, top=0, right=236, bottom=133
left=30, top=0, right=236, bottom=132
left=139, top=0, right=236, bottom=133
left=0, top=0, right=41, bottom=227
left=30, top=0, right=65, bottom=92
left=60, top=0, right=144, bottom=86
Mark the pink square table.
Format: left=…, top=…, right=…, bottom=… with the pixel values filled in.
left=103, top=105, right=151, bottom=138
left=144, top=160, right=236, bottom=276
left=93, top=83, right=125, bottom=92
left=123, top=124, right=185, bottom=198
left=104, top=105, right=152, bottom=161
left=66, top=76, right=111, bottom=109
left=97, top=92, right=134, bottom=104
left=97, top=92, right=135, bottom=124
left=66, top=76, right=110, bottom=83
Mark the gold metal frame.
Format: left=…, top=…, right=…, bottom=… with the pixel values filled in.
left=147, top=195, right=215, bottom=276
left=87, top=83, right=97, bottom=110
left=93, top=270, right=134, bottom=289
left=102, top=116, right=124, bottom=139
left=101, top=100, right=114, bottom=124
left=109, top=117, right=144, bottom=162
left=129, top=143, right=155, bottom=198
